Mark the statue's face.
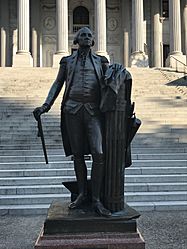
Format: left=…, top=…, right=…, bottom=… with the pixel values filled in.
left=77, top=28, right=93, bottom=48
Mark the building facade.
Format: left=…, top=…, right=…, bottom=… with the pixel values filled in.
left=0, top=0, right=187, bottom=68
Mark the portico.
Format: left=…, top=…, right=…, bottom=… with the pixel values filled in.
left=0, top=0, right=187, bottom=68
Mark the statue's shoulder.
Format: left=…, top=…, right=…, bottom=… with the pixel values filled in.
left=100, top=55, right=109, bottom=64
left=122, top=68, right=132, bottom=80
left=59, top=54, right=74, bottom=65
left=92, top=52, right=109, bottom=64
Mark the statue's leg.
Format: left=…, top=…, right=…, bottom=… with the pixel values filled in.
left=85, top=112, right=111, bottom=217
left=64, top=110, right=88, bottom=209
left=69, top=155, right=88, bottom=209
left=91, top=154, right=111, bottom=217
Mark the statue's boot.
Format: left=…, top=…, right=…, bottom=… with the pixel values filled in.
left=69, top=156, right=88, bottom=209
left=91, top=154, right=112, bottom=217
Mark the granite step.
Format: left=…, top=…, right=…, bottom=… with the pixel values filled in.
left=0, top=167, right=185, bottom=177
left=0, top=182, right=186, bottom=195
left=1, top=147, right=187, bottom=156
left=1, top=152, right=187, bottom=163
left=1, top=128, right=187, bottom=137
left=0, top=175, right=186, bottom=186
left=0, top=191, right=186, bottom=206
left=0, top=200, right=186, bottom=216
left=0, top=137, right=186, bottom=145
left=0, top=135, right=184, bottom=143
left=1, top=143, right=187, bottom=150
left=1, top=131, right=187, bottom=139
left=0, top=159, right=187, bottom=169
left=0, top=68, right=186, bottom=213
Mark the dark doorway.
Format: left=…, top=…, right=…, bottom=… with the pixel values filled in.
left=73, top=6, right=89, bottom=33
left=163, top=44, right=170, bottom=67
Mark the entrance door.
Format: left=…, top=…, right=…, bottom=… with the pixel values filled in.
left=163, top=44, right=170, bottom=67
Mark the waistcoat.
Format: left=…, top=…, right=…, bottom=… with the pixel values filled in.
left=68, top=54, right=100, bottom=103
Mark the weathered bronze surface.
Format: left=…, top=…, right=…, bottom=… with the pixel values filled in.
left=44, top=201, right=139, bottom=235
left=33, top=27, right=140, bottom=217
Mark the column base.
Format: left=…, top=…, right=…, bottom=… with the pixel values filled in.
left=96, top=51, right=110, bottom=62
left=130, top=52, right=149, bottom=67
left=53, top=52, right=69, bottom=68
left=166, top=54, right=186, bottom=72
left=12, top=52, right=33, bottom=67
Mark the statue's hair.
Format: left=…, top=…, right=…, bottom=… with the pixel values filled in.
left=73, top=27, right=95, bottom=46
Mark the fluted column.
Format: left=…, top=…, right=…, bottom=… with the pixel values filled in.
left=13, top=0, right=33, bottom=67
left=95, top=0, right=108, bottom=59
left=18, top=0, right=29, bottom=52
left=133, top=0, right=144, bottom=52
left=184, top=3, right=187, bottom=65
left=0, top=0, right=8, bottom=67
left=0, top=28, right=6, bottom=67
left=152, top=0, right=161, bottom=67
left=166, top=0, right=185, bottom=68
left=130, top=0, right=149, bottom=67
left=123, top=0, right=130, bottom=67
left=169, top=0, right=182, bottom=55
left=32, top=28, right=37, bottom=67
left=53, top=0, right=69, bottom=67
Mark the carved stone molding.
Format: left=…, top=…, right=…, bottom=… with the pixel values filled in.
left=107, top=34, right=120, bottom=44
left=42, top=4, right=56, bottom=11
left=107, top=6, right=119, bottom=11
left=69, top=0, right=91, bottom=11
left=107, top=18, right=118, bottom=31
left=43, top=16, right=56, bottom=30
left=43, top=35, right=56, bottom=44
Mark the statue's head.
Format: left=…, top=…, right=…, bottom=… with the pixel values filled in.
left=73, top=27, right=94, bottom=48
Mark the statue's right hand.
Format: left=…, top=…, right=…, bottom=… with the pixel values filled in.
left=33, top=104, right=50, bottom=121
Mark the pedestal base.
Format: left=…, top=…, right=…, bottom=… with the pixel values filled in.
left=53, top=53, right=69, bottom=67
left=35, top=201, right=145, bottom=249
left=130, top=52, right=149, bottom=67
left=12, top=52, right=33, bottom=67
left=35, top=229, right=145, bottom=249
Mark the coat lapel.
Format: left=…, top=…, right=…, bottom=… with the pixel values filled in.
left=90, top=52, right=102, bottom=80
left=62, top=52, right=78, bottom=108
left=68, top=52, right=78, bottom=84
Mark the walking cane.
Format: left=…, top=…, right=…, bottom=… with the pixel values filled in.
left=33, top=113, right=49, bottom=164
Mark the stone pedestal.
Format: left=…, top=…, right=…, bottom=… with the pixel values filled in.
left=35, top=201, right=145, bottom=249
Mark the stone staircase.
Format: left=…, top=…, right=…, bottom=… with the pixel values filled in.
left=0, top=67, right=187, bottom=215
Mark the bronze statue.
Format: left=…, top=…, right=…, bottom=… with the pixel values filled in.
left=33, top=27, right=111, bottom=217
left=33, top=27, right=140, bottom=218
